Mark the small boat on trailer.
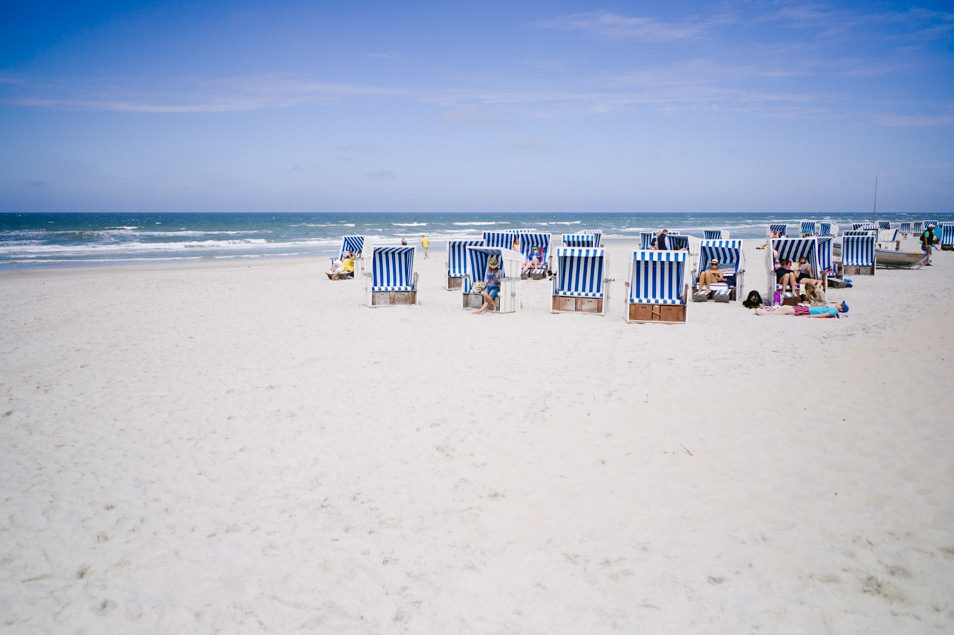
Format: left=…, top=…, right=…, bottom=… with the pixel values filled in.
left=832, top=243, right=928, bottom=269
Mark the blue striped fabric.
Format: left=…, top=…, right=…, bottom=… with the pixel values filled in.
left=800, top=221, right=817, bottom=236
left=852, top=222, right=878, bottom=231
left=941, top=224, right=954, bottom=247
left=923, top=219, right=939, bottom=227
left=517, top=233, right=551, bottom=262
left=899, top=222, right=912, bottom=233
left=554, top=248, right=605, bottom=297
left=769, top=223, right=787, bottom=236
left=339, top=235, right=365, bottom=259
left=582, top=229, right=602, bottom=246
left=878, top=221, right=891, bottom=230
left=371, top=247, right=416, bottom=291
left=482, top=231, right=516, bottom=249
left=639, top=232, right=655, bottom=249
left=819, top=222, right=833, bottom=236
left=913, top=222, right=923, bottom=233
left=816, top=236, right=834, bottom=274
left=843, top=230, right=870, bottom=236
left=773, top=238, right=818, bottom=271
left=666, top=235, right=690, bottom=251
left=562, top=233, right=599, bottom=248
left=699, top=240, right=742, bottom=273
left=629, top=251, right=686, bottom=304
left=842, top=235, right=875, bottom=267
left=703, top=229, right=723, bottom=240
left=886, top=229, right=899, bottom=242
left=447, top=240, right=483, bottom=277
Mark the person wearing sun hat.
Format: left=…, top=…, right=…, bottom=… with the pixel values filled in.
left=696, top=257, right=724, bottom=295
left=476, top=255, right=502, bottom=314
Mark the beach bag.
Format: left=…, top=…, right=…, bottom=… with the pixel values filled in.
left=471, top=281, right=486, bottom=293
left=772, top=290, right=782, bottom=306
left=743, top=290, right=763, bottom=309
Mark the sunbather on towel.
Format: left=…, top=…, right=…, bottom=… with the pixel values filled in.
left=755, top=300, right=848, bottom=318
left=697, top=259, right=724, bottom=293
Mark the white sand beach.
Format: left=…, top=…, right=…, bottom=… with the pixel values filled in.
left=2, top=239, right=953, bottom=633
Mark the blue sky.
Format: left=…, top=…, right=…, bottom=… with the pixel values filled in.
left=1, top=1, right=952, bottom=213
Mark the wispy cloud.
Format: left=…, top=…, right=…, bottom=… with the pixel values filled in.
left=536, top=10, right=710, bottom=41
left=873, top=112, right=954, bottom=127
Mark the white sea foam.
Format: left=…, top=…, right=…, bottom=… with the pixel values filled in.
left=392, top=222, right=428, bottom=227
left=451, top=221, right=510, bottom=226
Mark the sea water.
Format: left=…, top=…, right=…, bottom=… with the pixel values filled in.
left=1, top=211, right=949, bottom=270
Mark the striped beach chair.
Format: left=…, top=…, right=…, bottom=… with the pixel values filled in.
left=462, top=246, right=522, bottom=313
left=819, top=222, right=835, bottom=237
left=482, top=230, right=516, bottom=249
left=878, top=221, right=891, bottom=230
left=562, top=232, right=600, bottom=248
left=693, top=239, right=743, bottom=302
left=551, top=247, right=609, bottom=315
left=817, top=236, right=835, bottom=277
left=852, top=222, right=878, bottom=231
left=703, top=229, right=724, bottom=240
left=368, top=246, right=417, bottom=306
left=769, top=237, right=825, bottom=303
left=517, top=232, right=552, bottom=279
left=800, top=221, right=818, bottom=236
left=769, top=223, right=788, bottom=237
left=625, top=251, right=688, bottom=323
left=913, top=221, right=923, bottom=234
left=639, top=232, right=654, bottom=250
left=941, top=223, right=954, bottom=250
left=840, top=235, right=876, bottom=275
left=899, top=222, right=912, bottom=236
left=665, top=234, right=690, bottom=251
left=446, top=239, right=483, bottom=290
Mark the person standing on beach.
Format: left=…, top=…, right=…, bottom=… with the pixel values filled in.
left=655, top=229, right=669, bottom=250
left=421, top=235, right=430, bottom=259
left=921, top=224, right=939, bottom=265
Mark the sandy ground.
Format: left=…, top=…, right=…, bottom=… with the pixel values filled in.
left=1, top=239, right=953, bottom=634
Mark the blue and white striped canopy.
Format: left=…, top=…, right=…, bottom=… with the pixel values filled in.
left=562, top=233, right=599, bottom=248
left=852, top=222, right=878, bottom=231
left=772, top=237, right=818, bottom=269
left=941, top=224, right=954, bottom=247
left=339, top=235, right=365, bottom=259
left=447, top=239, right=483, bottom=277
left=800, top=221, right=817, bottom=236
left=913, top=221, right=923, bottom=232
left=517, top=233, right=551, bottom=261
left=819, top=222, right=834, bottom=236
left=769, top=223, right=788, bottom=236
left=899, top=222, right=912, bottom=233
left=629, top=250, right=686, bottom=304
left=923, top=219, right=939, bottom=227
left=878, top=221, right=891, bottom=230
left=699, top=240, right=742, bottom=273
left=582, top=229, right=602, bottom=245
left=843, top=230, right=870, bottom=236
left=482, top=230, right=516, bottom=249
left=703, top=229, right=723, bottom=240
left=666, top=235, right=690, bottom=251
left=554, top=248, right=605, bottom=297
left=816, top=236, right=835, bottom=274
left=639, top=232, right=655, bottom=249
left=371, top=247, right=416, bottom=291
left=841, top=235, right=875, bottom=267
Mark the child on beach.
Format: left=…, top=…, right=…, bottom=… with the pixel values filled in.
left=421, top=235, right=430, bottom=259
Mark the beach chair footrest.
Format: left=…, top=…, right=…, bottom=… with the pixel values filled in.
left=552, top=295, right=603, bottom=313
left=373, top=290, right=417, bottom=306
left=628, top=303, right=686, bottom=323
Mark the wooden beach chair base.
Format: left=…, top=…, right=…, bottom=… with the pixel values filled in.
left=447, top=276, right=463, bottom=290
left=839, top=264, right=875, bottom=276
left=627, top=303, right=686, bottom=324
left=551, top=295, right=603, bottom=314
left=942, top=245, right=954, bottom=251
left=371, top=290, right=417, bottom=306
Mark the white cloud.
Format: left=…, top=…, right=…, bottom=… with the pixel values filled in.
left=536, top=11, right=708, bottom=41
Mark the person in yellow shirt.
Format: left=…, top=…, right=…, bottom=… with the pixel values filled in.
left=421, top=235, right=430, bottom=259
left=327, top=252, right=355, bottom=280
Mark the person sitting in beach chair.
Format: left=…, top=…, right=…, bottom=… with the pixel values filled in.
left=775, top=259, right=797, bottom=296
left=476, top=256, right=502, bottom=314
left=696, top=258, right=724, bottom=294
left=327, top=251, right=355, bottom=280
left=522, top=246, right=544, bottom=274
left=795, top=256, right=820, bottom=289
left=755, top=300, right=848, bottom=318
left=654, top=229, right=669, bottom=250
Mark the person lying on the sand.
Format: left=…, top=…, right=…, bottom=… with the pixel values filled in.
left=697, top=258, right=724, bottom=294
left=755, top=300, right=848, bottom=318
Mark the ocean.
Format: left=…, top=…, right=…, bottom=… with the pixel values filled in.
left=1, top=211, right=950, bottom=270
